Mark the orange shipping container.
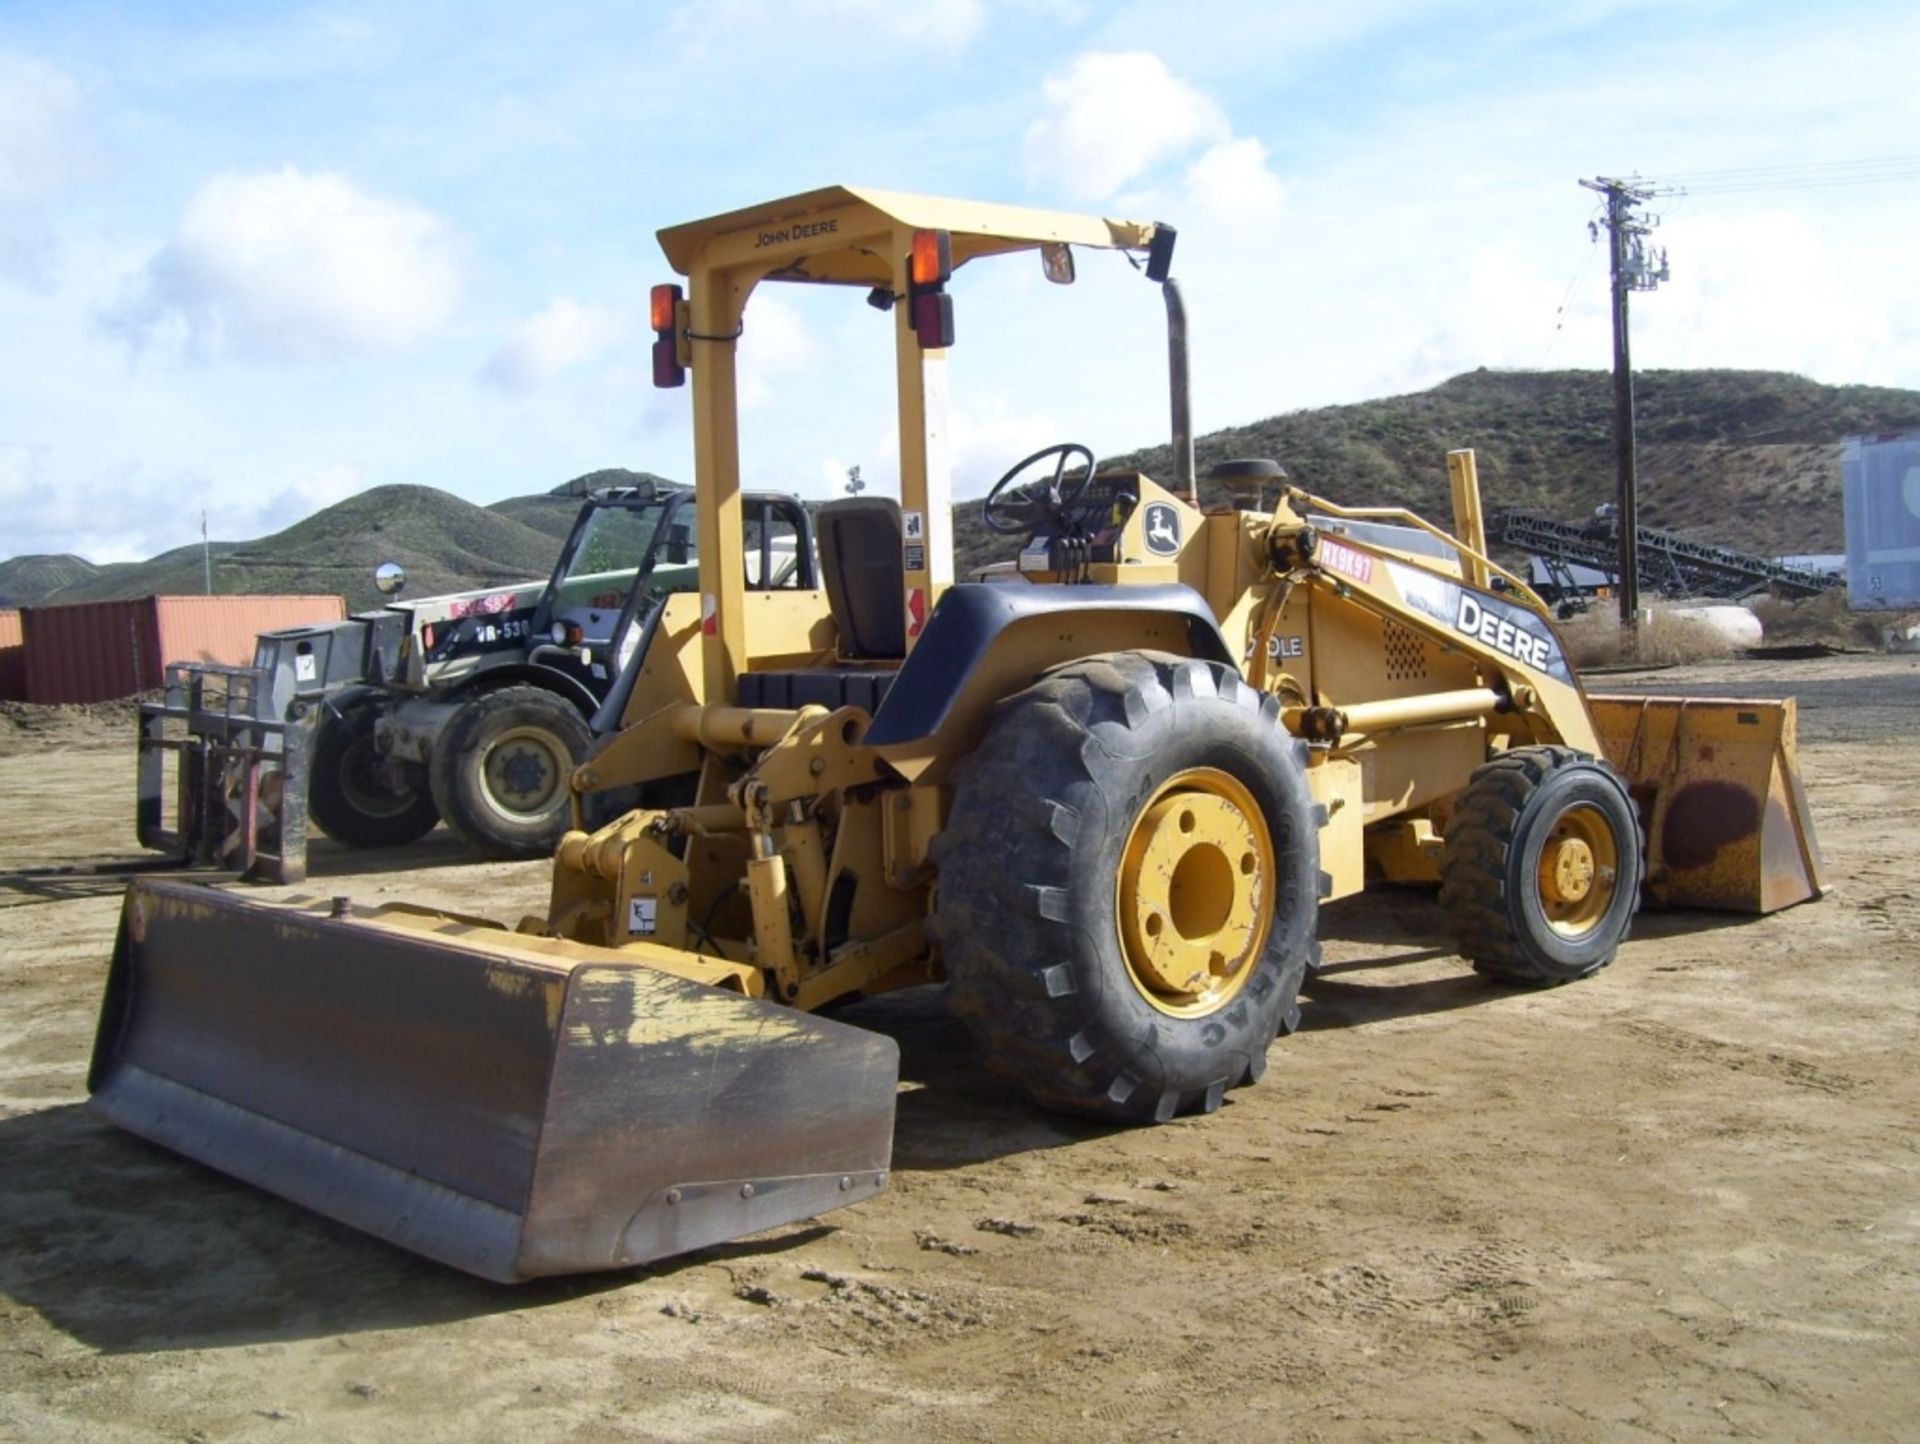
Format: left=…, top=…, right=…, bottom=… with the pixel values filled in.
left=0, top=609, right=23, bottom=702
left=22, top=595, right=347, bottom=704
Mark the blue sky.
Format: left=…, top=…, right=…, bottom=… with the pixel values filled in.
left=2, top=0, right=1916, bottom=563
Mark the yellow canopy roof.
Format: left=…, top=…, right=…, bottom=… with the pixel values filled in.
left=656, top=185, right=1158, bottom=284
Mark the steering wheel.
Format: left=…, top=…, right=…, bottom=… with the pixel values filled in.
left=982, top=443, right=1096, bottom=536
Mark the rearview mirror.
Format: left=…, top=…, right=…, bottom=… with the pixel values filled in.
left=1041, top=243, right=1075, bottom=285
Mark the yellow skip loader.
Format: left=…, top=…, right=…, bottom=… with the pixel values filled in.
left=90, top=187, right=1822, bottom=1281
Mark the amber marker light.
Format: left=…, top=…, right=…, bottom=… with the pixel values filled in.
left=910, top=229, right=951, bottom=287
left=908, top=231, right=955, bottom=348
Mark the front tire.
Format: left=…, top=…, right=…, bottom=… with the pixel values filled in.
left=308, top=709, right=440, bottom=848
left=936, top=652, right=1319, bottom=1123
left=1439, top=745, right=1644, bottom=985
left=429, top=686, right=591, bottom=858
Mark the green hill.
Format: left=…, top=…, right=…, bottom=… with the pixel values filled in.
left=0, top=554, right=101, bottom=608
left=953, top=369, right=1920, bottom=575
left=485, top=468, right=682, bottom=541
left=46, top=485, right=566, bottom=612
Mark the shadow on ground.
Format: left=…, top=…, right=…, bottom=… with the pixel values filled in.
left=0, top=1101, right=854, bottom=1354
left=0, top=830, right=504, bottom=911
left=1301, top=887, right=1767, bottom=1027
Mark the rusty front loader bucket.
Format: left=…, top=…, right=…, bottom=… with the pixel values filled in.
left=88, top=881, right=897, bottom=1283
left=1588, top=695, right=1825, bottom=914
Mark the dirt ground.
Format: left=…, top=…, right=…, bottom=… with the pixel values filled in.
left=1, top=655, right=1915, bottom=1442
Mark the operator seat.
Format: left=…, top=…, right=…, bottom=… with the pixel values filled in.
left=816, top=496, right=907, bottom=659
left=733, top=495, right=903, bottom=715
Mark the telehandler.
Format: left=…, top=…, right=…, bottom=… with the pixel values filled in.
left=89, top=187, right=1822, bottom=1283
left=134, top=478, right=816, bottom=881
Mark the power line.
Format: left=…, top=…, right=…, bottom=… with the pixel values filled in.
left=1643, top=155, right=1920, bottom=195
left=1649, top=154, right=1915, bottom=179
left=1539, top=219, right=1604, bottom=367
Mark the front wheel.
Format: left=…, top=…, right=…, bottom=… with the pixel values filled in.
left=429, top=686, right=591, bottom=858
left=936, top=652, right=1319, bottom=1123
left=308, top=709, right=440, bottom=848
left=1439, top=745, right=1644, bottom=985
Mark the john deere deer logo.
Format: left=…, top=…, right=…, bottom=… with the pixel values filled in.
left=1143, top=503, right=1181, bottom=557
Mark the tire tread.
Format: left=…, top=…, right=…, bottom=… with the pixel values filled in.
left=938, top=652, right=1315, bottom=1121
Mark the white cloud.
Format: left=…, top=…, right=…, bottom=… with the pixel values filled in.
left=106, top=167, right=463, bottom=363
left=0, top=444, right=169, bottom=563
left=1026, top=52, right=1229, bottom=201
left=0, top=441, right=382, bottom=565
left=1183, top=136, right=1286, bottom=218
left=479, top=298, right=628, bottom=392
left=1636, top=211, right=1903, bottom=384
left=0, top=50, right=95, bottom=290
left=0, top=51, right=89, bottom=207
left=737, top=292, right=819, bottom=410
left=265, top=462, right=369, bottom=524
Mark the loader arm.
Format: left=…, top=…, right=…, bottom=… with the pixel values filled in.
left=1274, top=500, right=1602, bottom=758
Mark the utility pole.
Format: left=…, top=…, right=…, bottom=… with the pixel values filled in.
left=1579, top=176, right=1671, bottom=631
left=201, top=509, right=212, bottom=594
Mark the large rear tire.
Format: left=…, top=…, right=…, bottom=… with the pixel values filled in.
left=1439, top=745, right=1643, bottom=985
left=309, top=709, right=440, bottom=848
left=429, top=686, right=591, bottom=859
left=935, top=652, right=1319, bottom=1123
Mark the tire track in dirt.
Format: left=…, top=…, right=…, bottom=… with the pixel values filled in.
left=1618, top=1019, right=1862, bottom=1095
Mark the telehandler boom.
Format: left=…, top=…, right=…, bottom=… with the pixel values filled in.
left=90, top=186, right=1821, bottom=1282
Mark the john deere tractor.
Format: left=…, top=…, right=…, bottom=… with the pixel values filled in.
left=92, top=187, right=1821, bottom=1283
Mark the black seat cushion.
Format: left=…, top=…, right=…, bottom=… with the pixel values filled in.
left=816, top=497, right=906, bottom=659
left=736, top=669, right=896, bottom=715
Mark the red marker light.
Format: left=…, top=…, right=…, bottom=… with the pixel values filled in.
left=913, top=291, right=954, bottom=349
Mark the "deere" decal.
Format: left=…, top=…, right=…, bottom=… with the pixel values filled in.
left=1384, top=559, right=1571, bottom=684
left=1456, top=592, right=1553, bottom=671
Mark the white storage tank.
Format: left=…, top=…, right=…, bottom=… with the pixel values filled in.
left=1666, top=603, right=1764, bottom=648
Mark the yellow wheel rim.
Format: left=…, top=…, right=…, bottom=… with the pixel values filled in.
left=1536, top=801, right=1620, bottom=938
left=481, top=724, right=568, bottom=817
left=1115, top=767, right=1275, bottom=1018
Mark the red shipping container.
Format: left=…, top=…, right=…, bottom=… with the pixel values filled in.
left=22, top=595, right=346, bottom=704
left=0, top=609, right=23, bottom=701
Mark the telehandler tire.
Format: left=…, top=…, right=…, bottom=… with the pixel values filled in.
left=937, top=651, right=1318, bottom=1123
left=1439, top=745, right=1644, bottom=986
left=309, top=709, right=440, bottom=848
left=430, top=685, right=591, bottom=858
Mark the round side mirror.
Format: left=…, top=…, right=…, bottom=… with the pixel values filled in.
left=373, top=561, right=407, bottom=596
